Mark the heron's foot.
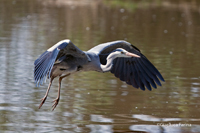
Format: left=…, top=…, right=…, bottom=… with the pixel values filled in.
left=39, top=96, right=47, bottom=109
left=52, top=97, right=59, bottom=111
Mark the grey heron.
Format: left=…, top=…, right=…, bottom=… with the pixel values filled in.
left=34, top=39, right=164, bottom=110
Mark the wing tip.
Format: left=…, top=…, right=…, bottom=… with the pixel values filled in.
left=34, top=48, right=60, bottom=87
left=160, top=76, right=165, bottom=82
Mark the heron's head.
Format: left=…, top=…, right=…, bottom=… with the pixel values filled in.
left=110, top=48, right=140, bottom=58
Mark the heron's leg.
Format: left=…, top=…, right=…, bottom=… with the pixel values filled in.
left=52, top=74, right=70, bottom=111
left=39, top=78, right=54, bottom=109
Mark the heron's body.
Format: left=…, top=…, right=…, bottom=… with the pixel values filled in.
left=34, top=39, right=164, bottom=110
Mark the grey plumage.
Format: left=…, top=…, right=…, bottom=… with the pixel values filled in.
left=34, top=39, right=165, bottom=110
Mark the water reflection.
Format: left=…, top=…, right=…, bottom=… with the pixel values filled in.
left=0, top=0, right=200, bottom=132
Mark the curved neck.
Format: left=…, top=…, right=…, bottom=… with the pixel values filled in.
left=100, top=53, right=118, bottom=72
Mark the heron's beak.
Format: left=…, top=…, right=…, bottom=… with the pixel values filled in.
left=126, top=52, right=140, bottom=58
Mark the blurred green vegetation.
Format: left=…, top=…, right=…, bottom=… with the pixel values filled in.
left=103, top=0, right=161, bottom=12
left=103, top=0, right=200, bottom=12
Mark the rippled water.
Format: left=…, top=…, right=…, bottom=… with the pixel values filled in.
left=0, top=0, right=200, bottom=132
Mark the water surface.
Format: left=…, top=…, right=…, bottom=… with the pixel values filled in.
left=0, top=0, right=200, bottom=132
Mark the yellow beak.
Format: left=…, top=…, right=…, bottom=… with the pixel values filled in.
left=126, top=52, right=140, bottom=58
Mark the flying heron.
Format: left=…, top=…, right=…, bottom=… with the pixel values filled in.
left=34, top=39, right=164, bottom=110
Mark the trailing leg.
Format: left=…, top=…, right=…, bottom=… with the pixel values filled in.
left=52, top=74, right=70, bottom=111
left=39, top=78, right=54, bottom=109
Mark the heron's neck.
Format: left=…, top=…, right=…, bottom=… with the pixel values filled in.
left=100, top=53, right=118, bottom=72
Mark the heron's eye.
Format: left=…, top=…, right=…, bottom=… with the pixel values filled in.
left=121, top=51, right=124, bottom=54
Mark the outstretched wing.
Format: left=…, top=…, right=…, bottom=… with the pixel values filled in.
left=34, top=39, right=88, bottom=87
left=93, top=40, right=165, bottom=91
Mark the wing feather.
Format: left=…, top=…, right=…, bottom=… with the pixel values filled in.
left=134, top=59, right=152, bottom=91
left=115, top=59, right=123, bottom=78
left=136, top=58, right=157, bottom=88
left=34, top=51, right=49, bottom=65
left=129, top=69, right=139, bottom=88
left=96, top=40, right=164, bottom=90
left=34, top=48, right=60, bottom=86
left=34, top=39, right=88, bottom=87
left=140, top=57, right=164, bottom=82
left=110, top=58, right=117, bottom=73
left=125, top=59, right=132, bottom=85
left=119, top=59, right=126, bottom=81
left=112, top=58, right=120, bottom=78
left=133, top=63, right=145, bottom=90
left=138, top=58, right=162, bottom=86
